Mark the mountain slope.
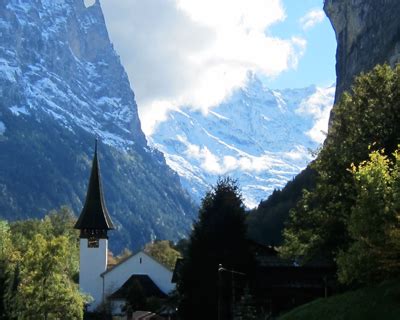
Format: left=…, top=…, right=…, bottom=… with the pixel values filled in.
left=150, top=76, right=334, bottom=207
left=0, top=0, right=196, bottom=252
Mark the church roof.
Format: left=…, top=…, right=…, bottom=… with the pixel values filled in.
left=74, top=141, right=115, bottom=230
left=109, top=274, right=167, bottom=300
left=102, top=251, right=173, bottom=276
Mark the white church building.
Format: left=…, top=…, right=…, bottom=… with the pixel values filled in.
left=74, top=142, right=175, bottom=314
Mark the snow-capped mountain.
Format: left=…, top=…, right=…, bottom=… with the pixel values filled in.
left=150, top=76, right=335, bottom=208
left=0, top=0, right=145, bottom=149
left=0, top=0, right=196, bottom=252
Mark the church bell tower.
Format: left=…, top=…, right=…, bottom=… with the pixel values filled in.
left=74, top=141, right=114, bottom=310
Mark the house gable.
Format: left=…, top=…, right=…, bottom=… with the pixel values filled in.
left=102, top=251, right=175, bottom=299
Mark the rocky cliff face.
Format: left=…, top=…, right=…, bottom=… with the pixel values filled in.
left=0, top=0, right=196, bottom=252
left=324, top=0, right=400, bottom=102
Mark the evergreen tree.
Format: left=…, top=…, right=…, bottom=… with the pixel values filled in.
left=177, top=178, right=255, bottom=320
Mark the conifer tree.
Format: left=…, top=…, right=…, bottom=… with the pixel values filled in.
left=177, top=178, right=255, bottom=320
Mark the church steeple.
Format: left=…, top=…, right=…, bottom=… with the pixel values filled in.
left=75, top=140, right=114, bottom=238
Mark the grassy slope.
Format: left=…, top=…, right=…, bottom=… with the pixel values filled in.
left=279, top=279, right=400, bottom=320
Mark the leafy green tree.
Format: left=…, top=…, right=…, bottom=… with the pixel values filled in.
left=0, top=207, right=84, bottom=319
left=16, top=234, right=87, bottom=320
left=0, top=220, right=13, bottom=320
left=177, top=178, right=255, bottom=320
left=336, top=148, right=400, bottom=285
left=0, top=221, right=12, bottom=260
left=143, top=240, right=181, bottom=270
left=282, top=64, right=400, bottom=262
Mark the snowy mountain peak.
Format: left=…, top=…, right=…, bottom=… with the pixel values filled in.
left=150, top=76, right=335, bottom=208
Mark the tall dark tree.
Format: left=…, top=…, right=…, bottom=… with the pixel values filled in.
left=177, top=178, right=255, bottom=320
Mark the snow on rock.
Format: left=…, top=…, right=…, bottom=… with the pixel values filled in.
left=0, top=0, right=146, bottom=150
left=150, top=76, right=335, bottom=207
left=10, top=106, right=30, bottom=116
left=0, top=121, right=5, bottom=135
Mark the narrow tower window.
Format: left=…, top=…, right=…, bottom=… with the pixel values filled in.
left=88, top=236, right=99, bottom=248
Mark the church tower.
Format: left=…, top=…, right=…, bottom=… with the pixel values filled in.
left=75, top=141, right=114, bottom=310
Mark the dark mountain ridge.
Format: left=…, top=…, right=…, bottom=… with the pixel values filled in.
left=0, top=0, right=196, bottom=252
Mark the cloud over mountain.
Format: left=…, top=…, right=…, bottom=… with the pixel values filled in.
left=100, top=0, right=306, bottom=134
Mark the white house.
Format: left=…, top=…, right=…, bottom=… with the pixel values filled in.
left=74, top=142, right=175, bottom=314
left=102, top=251, right=175, bottom=315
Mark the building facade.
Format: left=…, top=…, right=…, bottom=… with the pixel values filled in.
left=75, top=142, right=174, bottom=313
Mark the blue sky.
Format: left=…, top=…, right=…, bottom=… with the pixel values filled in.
left=100, top=0, right=337, bottom=134
left=266, top=0, right=336, bottom=89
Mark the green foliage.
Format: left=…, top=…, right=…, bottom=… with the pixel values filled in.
left=15, top=234, right=86, bottom=320
left=0, top=221, right=12, bottom=261
left=0, top=207, right=86, bottom=320
left=143, top=240, right=181, bottom=270
left=177, top=178, right=255, bottom=320
left=0, top=221, right=12, bottom=320
left=336, top=148, right=400, bottom=285
left=278, top=278, right=400, bottom=320
left=282, top=64, right=400, bottom=261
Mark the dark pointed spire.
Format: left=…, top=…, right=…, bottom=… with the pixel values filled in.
left=74, top=140, right=115, bottom=234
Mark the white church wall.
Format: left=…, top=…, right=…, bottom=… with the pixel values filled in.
left=102, top=251, right=175, bottom=299
left=79, top=238, right=108, bottom=310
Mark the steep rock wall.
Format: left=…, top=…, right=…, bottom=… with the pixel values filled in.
left=324, top=0, right=400, bottom=102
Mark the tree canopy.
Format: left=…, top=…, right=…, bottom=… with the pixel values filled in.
left=143, top=240, right=181, bottom=270
left=0, top=207, right=87, bottom=320
left=336, top=148, right=400, bottom=285
left=177, top=178, right=255, bottom=320
left=282, top=64, right=400, bottom=263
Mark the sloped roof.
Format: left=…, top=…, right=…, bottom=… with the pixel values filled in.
left=74, top=141, right=114, bottom=230
left=102, top=251, right=173, bottom=276
left=109, top=274, right=167, bottom=300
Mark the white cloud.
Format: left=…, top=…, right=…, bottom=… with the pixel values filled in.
left=283, top=146, right=312, bottom=161
left=178, top=134, right=307, bottom=175
left=299, top=8, right=325, bottom=31
left=100, top=0, right=306, bottom=135
left=296, top=85, right=335, bottom=143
